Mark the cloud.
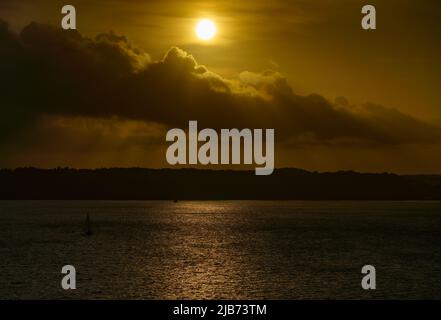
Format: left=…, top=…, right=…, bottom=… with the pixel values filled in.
left=1, top=20, right=441, bottom=170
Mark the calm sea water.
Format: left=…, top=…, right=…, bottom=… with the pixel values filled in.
left=0, top=201, right=440, bottom=299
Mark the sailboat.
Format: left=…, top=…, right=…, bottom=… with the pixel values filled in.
left=85, top=213, right=93, bottom=237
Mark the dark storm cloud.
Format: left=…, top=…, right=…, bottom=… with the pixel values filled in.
left=1, top=20, right=441, bottom=147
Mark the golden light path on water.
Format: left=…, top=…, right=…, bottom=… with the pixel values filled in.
left=1, top=200, right=441, bottom=299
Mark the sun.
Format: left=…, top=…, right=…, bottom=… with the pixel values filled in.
left=195, top=19, right=217, bottom=40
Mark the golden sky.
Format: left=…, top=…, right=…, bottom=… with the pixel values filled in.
left=1, top=0, right=441, bottom=173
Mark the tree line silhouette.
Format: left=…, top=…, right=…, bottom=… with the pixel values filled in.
left=0, top=167, right=440, bottom=200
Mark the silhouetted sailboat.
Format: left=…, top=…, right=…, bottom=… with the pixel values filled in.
left=85, top=213, right=93, bottom=236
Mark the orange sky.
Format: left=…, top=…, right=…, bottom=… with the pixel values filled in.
left=1, top=0, right=441, bottom=173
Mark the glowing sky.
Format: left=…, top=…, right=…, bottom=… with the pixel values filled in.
left=1, top=0, right=441, bottom=173
left=2, top=0, right=440, bottom=120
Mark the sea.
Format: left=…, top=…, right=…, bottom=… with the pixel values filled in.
left=0, top=200, right=440, bottom=299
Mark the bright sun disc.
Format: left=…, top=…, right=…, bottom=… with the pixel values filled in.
left=196, top=19, right=216, bottom=40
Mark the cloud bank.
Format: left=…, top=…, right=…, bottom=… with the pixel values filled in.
left=1, top=21, right=441, bottom=171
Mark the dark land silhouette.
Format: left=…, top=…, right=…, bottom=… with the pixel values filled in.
left=0, top=167, right=440, bottom=200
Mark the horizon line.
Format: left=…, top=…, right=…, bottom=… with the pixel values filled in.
left=1, top=166, right=440, bottom=176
